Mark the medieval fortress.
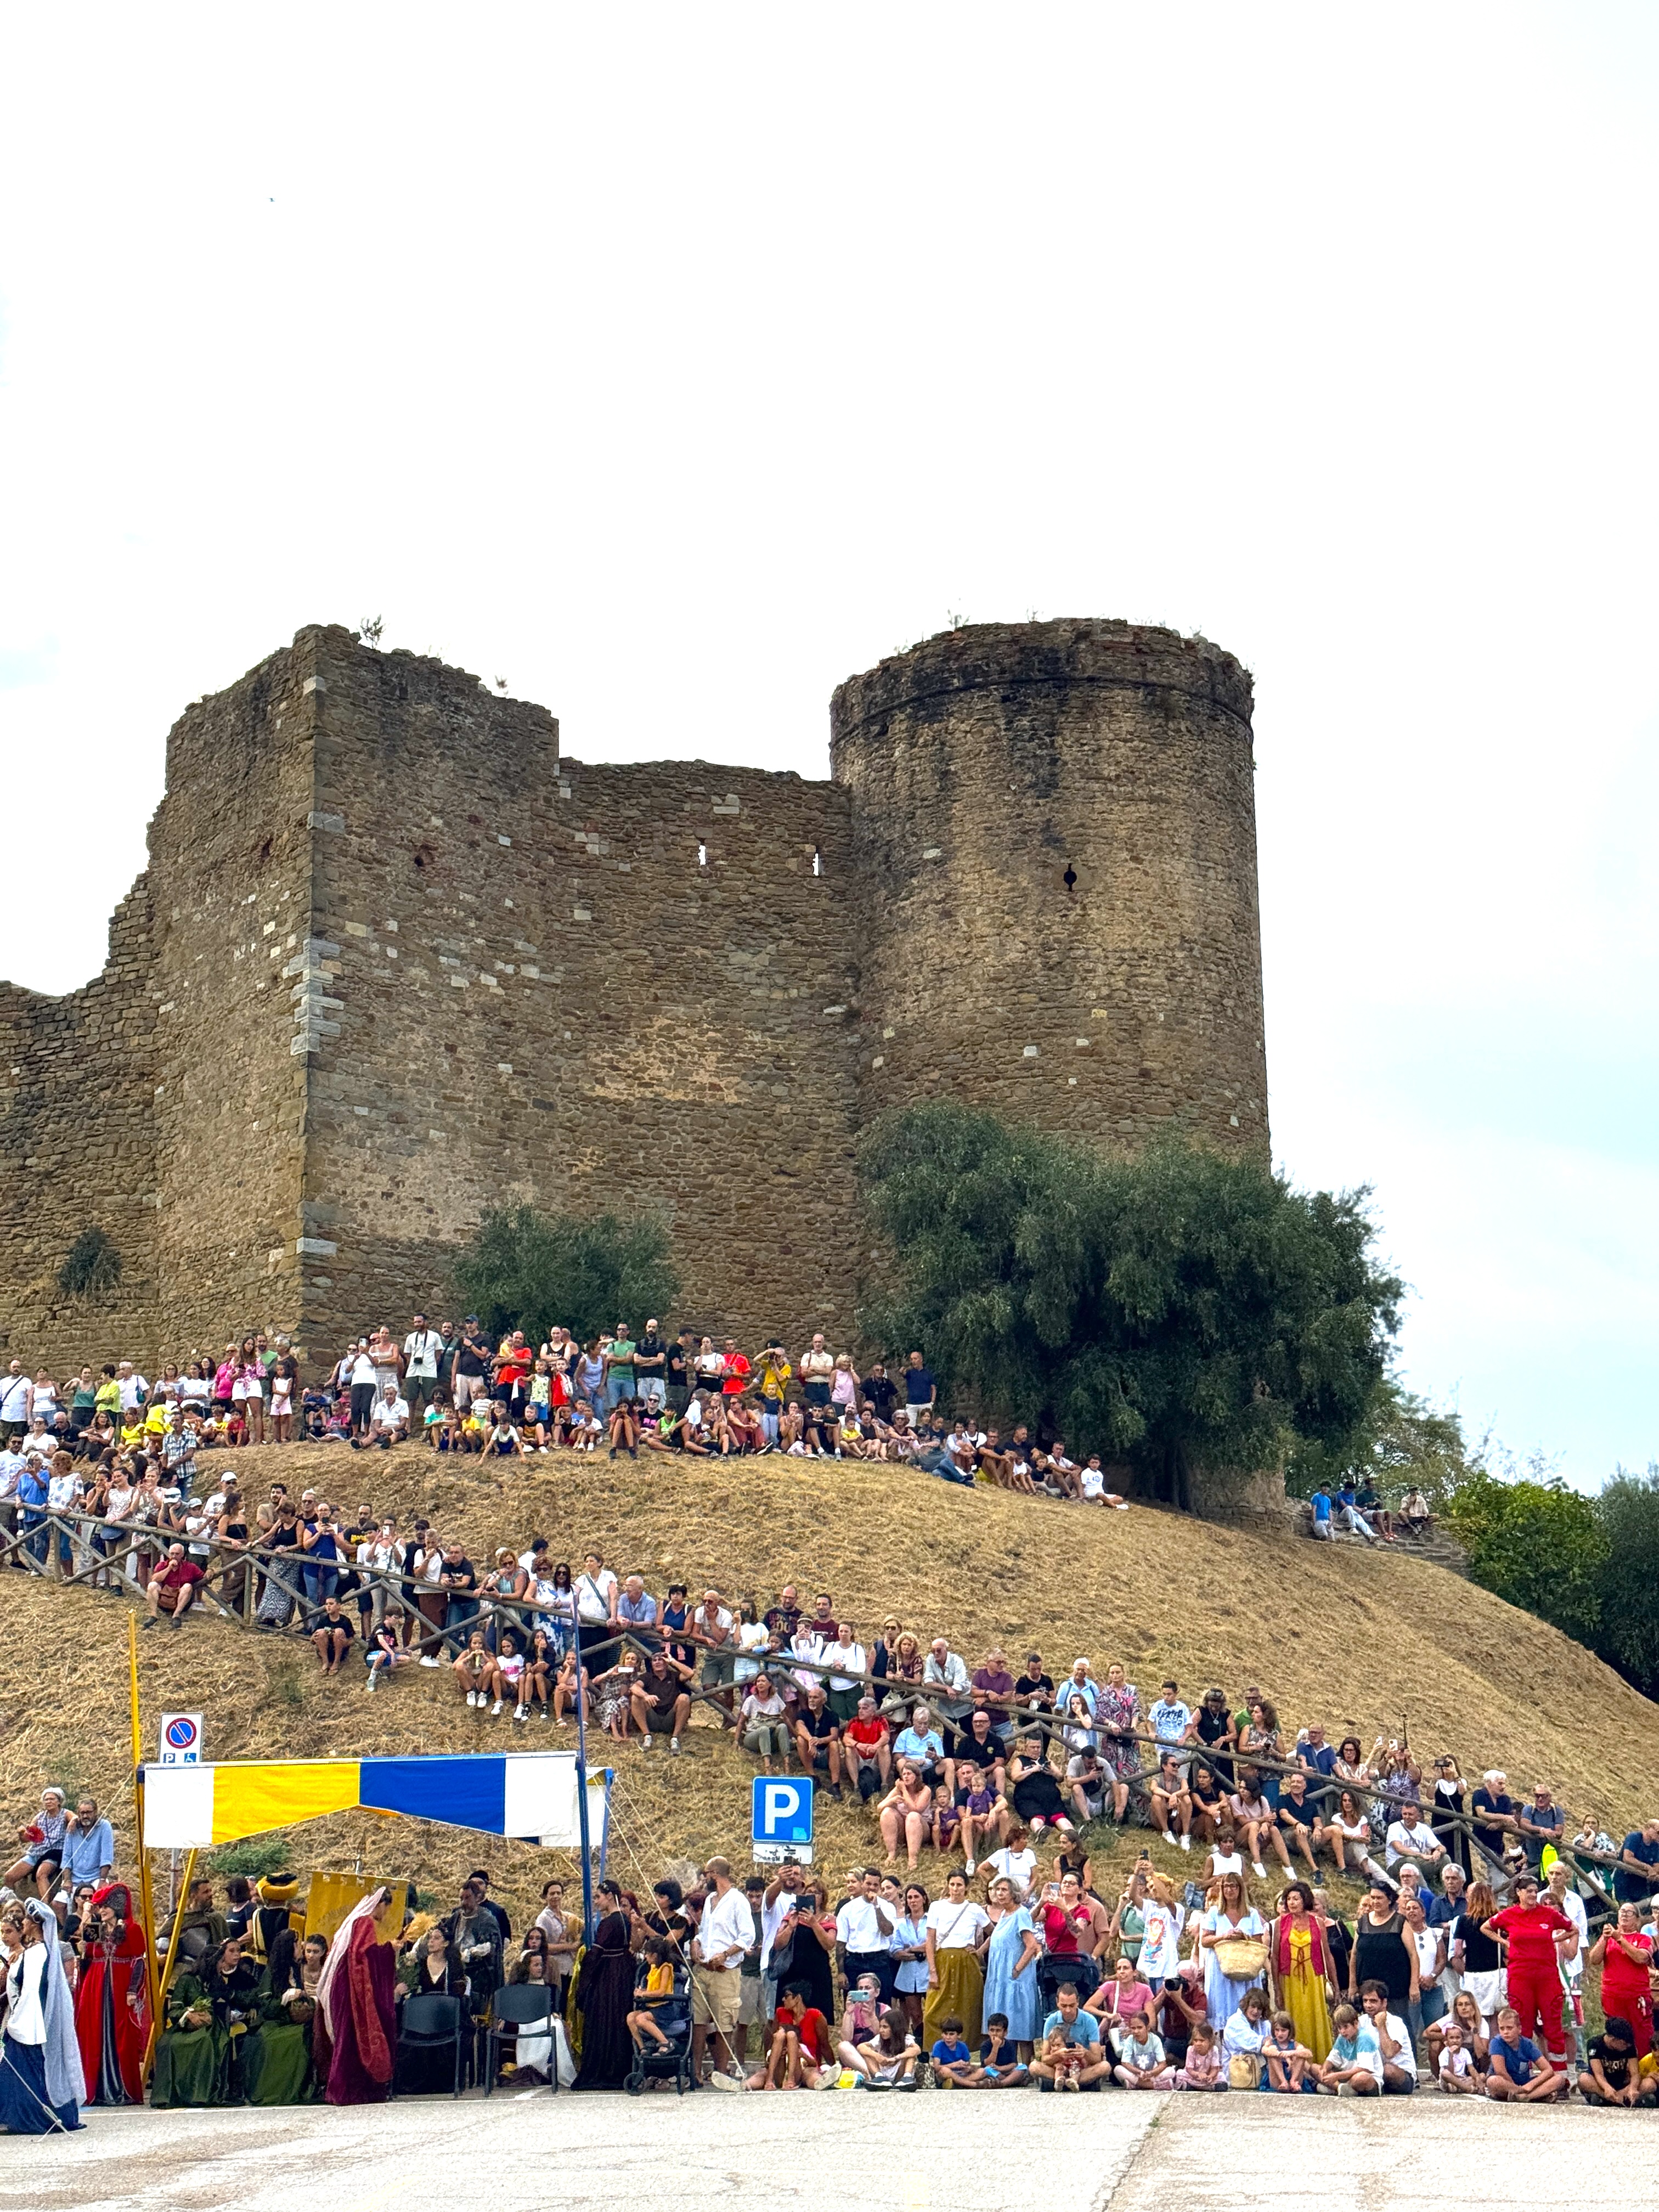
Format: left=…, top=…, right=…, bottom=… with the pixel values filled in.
left=0, top=620, right=1268, bottom=1368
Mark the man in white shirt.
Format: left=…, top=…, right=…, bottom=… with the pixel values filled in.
left=1385, top=1799, right=1448, bottom=1883
left=402, top=1313, right=445, bottom=1424
left=358, top=1383, right=409, bottom=1451
left=116, top=1361, right=150, bottom=1415
left=0, top=1363, right=32, bottom=1441
left=835, top=1866, right=897, bottom=2002
left=692, top=1857, right=756, bottom=2084
left=924, top=1638, right=973, bottom=1749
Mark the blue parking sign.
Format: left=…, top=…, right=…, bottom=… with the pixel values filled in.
left=752, top=1775, right=814, bottom=1861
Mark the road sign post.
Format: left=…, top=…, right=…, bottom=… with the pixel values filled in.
left=751, top=1775, right=814, bottom=1864
left=157, top=1712, right=204, bottom=1765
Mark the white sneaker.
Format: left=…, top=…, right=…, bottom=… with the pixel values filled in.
left=641, top=1733, right=653, bottom=1752
left=1179, top=1834, right=1190, bottom=1852
left=419, top=1656, right=441, bottom=1669
left=538, top=1708, right=550, bottom=1722
left=466, top=1690, right=478, bottom=1707
left=670, top=1737, right=681, bottom=1756
left=365, top=1676, right=378, bottom=1692
left=515, top=1704, right=528, bottom=1722
left=1252, top=1861, right=1267, bottom=1879
left=491, top=1699, right=503, bottom=1715
left=964, top=1859, right=977, bottom=1876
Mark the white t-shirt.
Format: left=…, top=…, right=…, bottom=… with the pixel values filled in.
left=1080, top=1466, right=1106, bottom=1499
left=986, top=1846, right=1036, bottom=1895
left=1439, top=2044, right=1475, bottom=2081
left=576, top=1568, right=617, bottom=1622
left=370, top=1396, right=409, bottom=1431
left=836, top=1897, right=894, bottom=1953
left=926, top=1898, right=989, bottom=1951
left=403, top=1330, right=444, bottom=1379
left=351, top=1353, right=377, bottom=1388
left=825, top=1641, right=865, bottom=1690
left=1386, top=1819, right=1439, bottom=1865
left=1138, top=1900, right=1186, bottom=1983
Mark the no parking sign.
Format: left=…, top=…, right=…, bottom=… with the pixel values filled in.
left=158, top=1712, right=205, bottom=1765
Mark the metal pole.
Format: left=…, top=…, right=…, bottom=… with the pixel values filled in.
left=143, top=1844, right=197, bottom=2080
left=573, top=1615, right=594, bottom=1940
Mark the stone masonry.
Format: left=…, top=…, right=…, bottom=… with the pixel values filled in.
left=0, top=620, right=1267, bottom=1369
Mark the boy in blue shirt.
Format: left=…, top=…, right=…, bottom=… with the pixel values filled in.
left=1486, top=2006, right=1567, bottom=2101
left=929, top=2015, right=977, bottom=2086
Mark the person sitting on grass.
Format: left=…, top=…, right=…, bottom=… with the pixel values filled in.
left=144, top=1541, right=204, bottom=1630
left=1031, top=1984, right=1109, bottom=2092
left=307, top=1594, right=355, bottom=1676
left=1114, top=2010, right=1176, bottom=2090
left=1314, top=2002, right=1382, bottom=2095
left=1577, top=2017, right=1655, bottom=2108
left=746, top=1983, right=833, bottom=2090
left=1485, top=2004, right=1567, bottom=2101
left=631, top=1647, right=695, bottom=1755
left=453, top=1627, right=506, bottom=1714
left=363, top=1619, right=409, bottom=1691
left=625, top=1937, right=682, bottom=2056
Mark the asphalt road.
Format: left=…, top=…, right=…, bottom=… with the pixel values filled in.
left=1, top=2090, right=1647, bottom=2211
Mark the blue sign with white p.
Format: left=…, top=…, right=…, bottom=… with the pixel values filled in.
left=752, top=1775, right=814, bottom=1846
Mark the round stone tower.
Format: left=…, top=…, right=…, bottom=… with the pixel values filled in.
left=828, top=618, right=1267, bottom=1156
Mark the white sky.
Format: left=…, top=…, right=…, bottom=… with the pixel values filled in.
left=2, top=4, right=1654, bottom=1480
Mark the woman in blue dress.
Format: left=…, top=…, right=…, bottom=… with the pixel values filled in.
left=1198, top=1870, right=1268, bottom=2025
left=979, top=1876, right=1041, bottom=2056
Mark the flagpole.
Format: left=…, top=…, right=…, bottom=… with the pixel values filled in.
left=130, top=1614, right=164, bottom=2070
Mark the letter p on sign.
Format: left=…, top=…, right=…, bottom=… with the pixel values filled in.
left=764, top=1782, right=800, bottom=1830
left=752, top=1774, right=814, bottom=1853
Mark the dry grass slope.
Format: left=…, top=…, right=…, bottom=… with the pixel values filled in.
left=5, top=1440, right=1657, bottom=1936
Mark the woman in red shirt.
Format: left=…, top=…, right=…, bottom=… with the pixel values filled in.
left=1488, top=1875, right=1576, bottom=2059
left=1590, top=1904, right=1656, bottom=2056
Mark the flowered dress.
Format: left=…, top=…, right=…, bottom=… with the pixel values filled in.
left=1096, top=1681, right=1142, bottom=1785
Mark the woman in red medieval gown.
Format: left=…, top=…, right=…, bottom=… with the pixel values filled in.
left=74, top=1882, right=150, bottom=2105
left=313, top=1887, right=398, bottom=2104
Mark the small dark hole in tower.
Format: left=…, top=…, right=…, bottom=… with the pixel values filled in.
left=1063, top=864, right=1077, bottom=891
left=413, top=844, right=435, bottom=870
left=257, top=836, right=272, bottom=865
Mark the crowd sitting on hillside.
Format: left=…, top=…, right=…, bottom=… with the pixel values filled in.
left=8, top=1789, right=1659, bottom=2114
left=0, top=1322, right=1145, bottom=1503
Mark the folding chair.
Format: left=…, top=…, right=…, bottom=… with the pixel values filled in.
left=484, top=1984, right=561, bottom=2095
left=393, top=1990, right=465, bottom=2097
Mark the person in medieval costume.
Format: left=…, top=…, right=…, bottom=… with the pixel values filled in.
left=0, top=1900, right=86, bottom=2132
left=315, top=1887, right=397, bottom=2104
left=250, top=1873, right=305, bottom=1963
left=74, top=1882, right=150, bottom=2104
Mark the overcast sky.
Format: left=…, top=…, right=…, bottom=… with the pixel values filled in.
left=2, top=5, right=1654, bottom=1480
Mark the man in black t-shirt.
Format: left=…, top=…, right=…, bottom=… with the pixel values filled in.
left=902, top=1350, right=936, bottom=1414
left=440, top=1545, right=478, bottom=1652
left=665, top=1334, right=692, bottom=1414
left=455, top=1322, right=490, bottom=1414
left=1012, top=1652, right=1054, bottom=1712
left=634, top=1322, right=668, bottom=1412
left=792, top=1688, right=843, bottom=1798
left=631, top=1650, right=694, bottom=1748
left=861, top=1365, right=899, bottom=1421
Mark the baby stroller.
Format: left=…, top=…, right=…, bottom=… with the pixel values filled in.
left=624, top=1966, right=694, bottom=2095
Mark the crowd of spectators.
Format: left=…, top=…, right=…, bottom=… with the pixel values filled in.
left=8, top=1780, right=1659, bottom=2107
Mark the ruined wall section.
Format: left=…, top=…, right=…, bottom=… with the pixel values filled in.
left=0, top=882, right=162, bottom=1368
left=144, top=637, right=323, bottom=1356
left=830, top=619, right=1268, bottom=1160
left=297, top=627, right=861, bottom=1358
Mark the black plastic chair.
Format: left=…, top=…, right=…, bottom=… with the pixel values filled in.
left=624, top=1970, right=694, bottom=2096
left=394, top=1990, right=465, bottom=2097
left=484, top=1984, right=561, bottom=2095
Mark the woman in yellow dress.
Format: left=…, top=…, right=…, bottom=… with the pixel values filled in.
left=1269, top=1881, right=1335, bottom=2062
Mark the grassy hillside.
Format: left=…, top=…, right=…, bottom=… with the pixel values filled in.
left=6, top=1438, right=1657, bottom=1938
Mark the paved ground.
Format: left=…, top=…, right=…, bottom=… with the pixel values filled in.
left=1, top=2090, right=1647, bottom=2211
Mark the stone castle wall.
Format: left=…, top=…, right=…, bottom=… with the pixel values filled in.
left=0, top=618, right=1267, bottom=1370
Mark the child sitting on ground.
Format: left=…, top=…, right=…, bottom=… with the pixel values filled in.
left=1437, top=2020, right=1481, bottom=2095
left=1264, top=2009, right=1312, bottom=2092
left=977, top=2012, right=1029, bottom=2086
left=1039, top=2018, right=1089, bottom=2090
left=1175, top=2018, right=1224, bottom=2089
left=929, top=2015, right=978, bottom=2086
